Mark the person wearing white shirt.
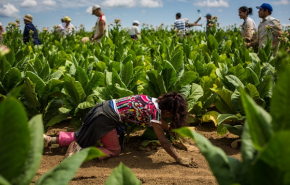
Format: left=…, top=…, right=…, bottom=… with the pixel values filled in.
left=129, top=20, right=141, bottom=40
left=238, top=6, right=257, bottom=46
left=57, top=16, right=75, bottom=38
left=91, top=5, right=108, bottom=43
left=0, top=22, right=4, bottom=42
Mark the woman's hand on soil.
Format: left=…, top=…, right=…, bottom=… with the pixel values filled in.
left=177, top=157, right=197, bottom=168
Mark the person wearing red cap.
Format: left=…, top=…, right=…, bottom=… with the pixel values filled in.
left=91, top=5, right=108, bottom=43
left=247, top=3, right=282, bottom=53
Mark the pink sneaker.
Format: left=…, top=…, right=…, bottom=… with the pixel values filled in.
left=64, top=141, right=82, bottom=158
left=43, top=134, right=51, bottom=148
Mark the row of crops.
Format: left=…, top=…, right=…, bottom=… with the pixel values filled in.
left=0, top=22, right=290, bottom=184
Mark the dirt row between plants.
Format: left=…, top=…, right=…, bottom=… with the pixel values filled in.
left=35, top=123, right=240, bottom=185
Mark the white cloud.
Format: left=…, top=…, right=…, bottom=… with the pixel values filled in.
left=140, top=0, right=163, bottom=7
left=102, top=0, right=137, bottom=8
left=43, top=0, right=57, bottom=6
left=218, top=9, right=223, bottom=12
left=0, top=3, right=19, bottom=17
left=272, top=0, right=290, bottom=5
left=282, top=23, right=290, bottom=27
left=177, top=0, right=187, bottom=2
left=194, top=0, right=229, bottom=7
left=141, top=10, right=146, bottom=13
left=21, top=0, right=37, bottom=7
left=101, top=0, right=162, bottom=8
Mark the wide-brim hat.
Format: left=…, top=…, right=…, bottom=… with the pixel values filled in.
left=92, top=5, right=101, bottom=15
left=63, top=16, right=71, bottom=22
left=23, top=14, right=33, bottom=22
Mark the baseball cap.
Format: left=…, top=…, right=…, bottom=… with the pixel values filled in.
left=204, top=13, right=212, bottom=17
left=92, top=5, right=101, bottom=15
left=133, top=20, right=140, bottom=25
left=256, top=3, right=273, bottom=12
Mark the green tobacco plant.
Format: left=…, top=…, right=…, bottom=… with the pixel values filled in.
left=175, top=65, right=290, bottom=185
left=105, top=163, right=141, bottom=185
left=209, top=55, right=275, bottom=136
left=0, top=97, right=105, bottom=185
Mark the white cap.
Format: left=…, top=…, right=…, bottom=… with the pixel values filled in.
left=133, top=20, right=140, bottom=25
left=92, top=5, right=101, bottom=15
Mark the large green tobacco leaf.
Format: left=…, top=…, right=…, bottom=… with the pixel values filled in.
left=240, top=88, right=273, bottom=151
left=120, top=61, right=133, bottom=86
left=226, top=75, right=245, bottom=89
left=147, top=70, right=166, bottom=95
left=245, top=67, right=260, bottom=87
left=35, top=148, right=105, bottom=185
left=217, top=114, right=245, bottom=125
left=26, top=71, right=46, bottom=96
left=42, top=79, right=63, bottom=99
left=105, top=163, right=141, bottom=185
left=162, top=61, right=177, bottom=90
left=77, top=94, right=96, bottom=110
left=228, top=64, right=245, bottom=83
left=214, top=89, right=234, bottom=114
left=0, top=98, right=30, bottom=181
left=270, top=66, right=290, bottom=131
left=199, top=76, right=213, bottom=102
left=11, top=115, right=44, bottom=185
left=175, top=127, right=242, bottom=185
left=170, top=50, right=183, bottom=72
left=0, top=176, right=10, bottom=185
left=23, top=78, right=40, bottom=110
left=63, top=75, right=86, bottom=106
left=258, top=75, right=273, bottom=99
left=0, top=56, right=12, bottom=81
left=75, top=66, right=89, bottom=90
left=185, top=83, right=204, bottom=110
left=207, top=35, right=218, bottom=52
left=112, top=68, right=127, bottom=89
left=175, top=71, right=199, bottom=91
left=260, top=130, right=290, bottom=172
left=115, top=84, right=134, bottom=98
left=2, top=67, right=21, bottom=92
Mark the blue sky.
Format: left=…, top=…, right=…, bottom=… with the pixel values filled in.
left=0, top=0, right=289, bottom=32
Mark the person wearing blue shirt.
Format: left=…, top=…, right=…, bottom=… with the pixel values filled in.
left=23, top=14, right=41, bottom=45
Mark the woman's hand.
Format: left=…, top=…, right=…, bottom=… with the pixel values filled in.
left=177, top=157, right=197, bottom=168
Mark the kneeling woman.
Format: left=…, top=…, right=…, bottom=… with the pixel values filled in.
left=44, top=92, right=193, bottom=167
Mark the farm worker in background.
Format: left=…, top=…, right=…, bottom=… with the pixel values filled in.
left=129, top=20, right=141, bottom=40
left=57, top=16, right=75, bottom=38
left=248, top=3, right=282, bottom=52
left=22, top=14, right=41, bottom=45
left=239, top=6, right=257, bottom=46
left=205, top=13, right=216, bottom=35
left=174, top=13, right=186, bottom=36
left=0, top=21, right=4, bottom=42
left=91, top=5, right=108, bottom=43
left=43, top=92, right=195, bottom=167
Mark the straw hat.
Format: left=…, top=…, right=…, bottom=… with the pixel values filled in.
left=63, top=16, right=71, bottom=22
left=23, top=14, right=33, bottom=22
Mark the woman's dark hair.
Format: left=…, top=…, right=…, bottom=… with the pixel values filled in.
left=239, top=6, right=253, bottom=16
left=157, top=92, right=187, bottom=129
